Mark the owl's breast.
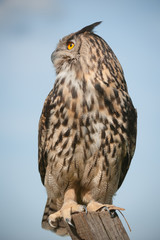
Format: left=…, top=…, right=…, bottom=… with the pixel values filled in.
left=45, top=112, right=105, bottom=192
left=45, top=72, right=128, bottom=186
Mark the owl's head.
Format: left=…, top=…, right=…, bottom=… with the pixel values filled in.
left=51, top=21, right=108, bottom=76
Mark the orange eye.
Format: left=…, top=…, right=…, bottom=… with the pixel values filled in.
left=67, top=42, right=75, bottom=50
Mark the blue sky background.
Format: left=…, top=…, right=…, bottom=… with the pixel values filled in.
left=0, top=0, right=160, bottom=239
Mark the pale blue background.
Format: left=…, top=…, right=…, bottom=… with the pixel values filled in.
left=0, top=0, right=160, bottom=239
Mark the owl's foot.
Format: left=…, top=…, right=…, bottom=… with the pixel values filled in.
left=48, top=201, right=87, bottom=228
left=87, top=201, right=125, bottom=217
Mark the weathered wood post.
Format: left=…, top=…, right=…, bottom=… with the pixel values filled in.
left=65, top=211, right=130, bottom=240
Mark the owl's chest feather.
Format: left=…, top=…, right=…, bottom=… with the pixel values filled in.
left=47, top=70, right=126, bottom=174
left=44, top=69, right=131, bottom=192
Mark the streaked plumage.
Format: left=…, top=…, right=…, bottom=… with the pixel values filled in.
left=38, top=22, right=137, bottom=235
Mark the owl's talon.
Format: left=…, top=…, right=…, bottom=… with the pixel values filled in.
left=65, top=218, right=75, bottom=228
left=110, top=210, right=116, bottom=218
left=48, top=200, right=86, bottom=230
left=101, top=206, right=110, bottom=213
left=82, top=205, right=88, bottom=214
left=99, top=206, right=116, bottom=218
left=48, top=218, right=56, bottom=228
left=87, top=201, right=125, bottom=213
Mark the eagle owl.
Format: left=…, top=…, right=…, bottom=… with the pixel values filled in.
left=38, top=22, right=137, bottom=235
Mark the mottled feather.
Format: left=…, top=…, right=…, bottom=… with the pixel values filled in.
left=38, top=22, right=137, bottom=235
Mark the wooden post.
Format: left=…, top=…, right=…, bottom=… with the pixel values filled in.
left=65, top=211, right=130, bottom=240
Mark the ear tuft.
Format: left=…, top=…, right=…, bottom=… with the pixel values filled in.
left=76, top=21, right=102, bottom=35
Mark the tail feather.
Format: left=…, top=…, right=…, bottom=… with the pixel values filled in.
left=42, top=198, right=68, bottom=236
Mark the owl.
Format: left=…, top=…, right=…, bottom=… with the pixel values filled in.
left=38, top=22, right=137, bottom=236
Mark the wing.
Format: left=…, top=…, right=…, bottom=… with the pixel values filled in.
left=94, top=79, right=137, bottom=190
left=118, top=98, right=137, bottom=189
left=38, top=89, right=54, bottom=185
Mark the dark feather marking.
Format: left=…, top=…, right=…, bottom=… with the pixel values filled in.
left=80, top=117, right=84, bottom=126
left=54, top=119, right=60, bottom=129
left=98, top=59, right=104, bottom=82
left=77, top=168, right=80, bottom=179
left=43, top=212, right=49, bottom=217
left=60, top=105, right=64, bottom=113
left=55, top=110, right=59, bottom=118
left=103, top=81, right=109, bottom=87
left=96, top=48, right=100, bottom=57
left=62, top=118, right=68, bottom=126
left=121, top=124, right=127, bottom=133
left=89, top=37, right=96, bottom=46
left=113, top=117, right=119, bottom=129
left=88, top=134, right=94, bottom=143
left=60, top=78, right=65, bottom=84
left=115, top=111, right=120, bottom=118
left=72, top=121, right=77, bottom=129
left=105, top=155, right=109, bottom=167
left=113, top=88, right=121, bottom=104
left=72, top=133, right=78, bottom=151
left=67, top=156, right=73, bottom=173
left=105, top=118, right=109, bottom=125
left=100, top=39, right=106, bottom=52
left=91, top=125, right=95, bottom=134
left=110, top=123, right=118, bottom=135
left=87, top=165, right=93, bottom=177
left=110, top=134, right=114, bottom=143
left=83, top=148, right=87, bottom=163
left=105, top=136, right=108, bottom=145
left=58, top=132, right=63, bottom=143
left=58, top=149, right=63, bottom=157
left=98, top=172, right=103, bottom=188
left=101, top=143, right=105, bottom=149
left=62, top=139, right=68, bottom=149
left=119, top=133, right=125, bottom=144
left=49, top=207, right=56, bottom=212
left=108, top=145, right=111, bottom=154
left=64, top=182, right=69, bottom=192
left=104, top=96, right=114, bottom=115
left=74, top=159, right=77, bottom=170
left=54, top=132, right=63, bottom=148
left=86, top=116, right=90, bottom=126
left=112, top=146, right=116, bottom=158
left=71, top=86, right=78, bottom=99
left=103, top=163, right=106, bottom=171
left=94, top=83, right=104, bottom=95
left=101, top=130, right=105, bottom=139
left=85, top=140, right=89, bottom=149
left=64, top=128, right=70, bottom=137
left=58, top=89, right=63, bottom=98
left=82, top=77, right=87, bottom=92
left=94, top=37, right=101, bottom=49
left=72, top=102, right=76, bottom=112
left=65, top=150, right=70, bottom=157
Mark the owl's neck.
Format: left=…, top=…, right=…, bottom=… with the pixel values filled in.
left=54, top=69, right=99, bottom=116
left=54, top=67, right=126, bottom=119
